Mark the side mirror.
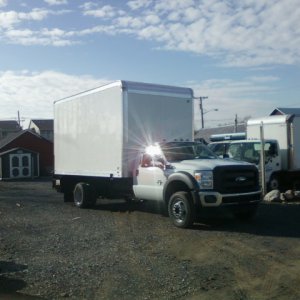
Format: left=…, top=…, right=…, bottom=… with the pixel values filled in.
left=165, top=164, right=174, bottom=170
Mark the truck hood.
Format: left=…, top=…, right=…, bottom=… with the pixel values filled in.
left=170, top=158, right=252, bottom=172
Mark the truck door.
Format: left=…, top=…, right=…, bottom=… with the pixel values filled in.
left=133, top=153, right=167, bottom=201
left=263, top=141, right=281, bottom=183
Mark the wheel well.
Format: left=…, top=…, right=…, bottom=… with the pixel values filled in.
left=164, top=181, right=191, bottom=204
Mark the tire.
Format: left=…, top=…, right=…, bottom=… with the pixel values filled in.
left=168, top=192, right=195, bottom=228
left=233, top=205, right=258, bottom=221
left=73, top=182, right=97, bottom=208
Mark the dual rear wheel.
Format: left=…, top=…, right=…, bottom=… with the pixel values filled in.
left=73, top=182, right=97, bottom=208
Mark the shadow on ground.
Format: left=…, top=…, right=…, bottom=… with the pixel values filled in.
left=91, top=199, right=300, bottom=238
left=0, top=261, right=43, bottom=299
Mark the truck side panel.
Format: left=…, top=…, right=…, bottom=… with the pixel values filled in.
left=247, top=115, right=300, bottom=171
left=291, top=116, right=300, bottom=169
left=55, top=80, right=194, bottom=179
left=126, top=91, right=193, bottom=145
left=54, top=85, right=123, bottom=177
left=122, top=89, right=193, bottom=177
left=247, top=117, right=289, bottom=170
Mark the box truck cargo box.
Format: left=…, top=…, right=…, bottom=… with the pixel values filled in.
left=54, top=81, right=193, bottom=178
left=247, top=115, right=300, bottom=170
left=247, top=114, right=300, bottom=190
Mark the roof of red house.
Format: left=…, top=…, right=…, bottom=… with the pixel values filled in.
left=0, top=129, right=52, bottom=150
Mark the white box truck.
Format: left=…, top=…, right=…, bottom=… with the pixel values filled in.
left=53, top=80, right=261, bottom=228
left=247, top=114, right=300, bottom=190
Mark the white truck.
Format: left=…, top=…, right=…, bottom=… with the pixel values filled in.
left=53, top=80, right=261, bottom=228
left=208, top=137, right=281, bottom=191
left=247, top=114, right=300, bottom=191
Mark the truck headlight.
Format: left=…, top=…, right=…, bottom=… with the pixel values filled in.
left=194, top=171, right=213, bottom=189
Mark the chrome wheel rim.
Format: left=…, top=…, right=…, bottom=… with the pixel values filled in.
left=172, top=200, right=186, bottom=223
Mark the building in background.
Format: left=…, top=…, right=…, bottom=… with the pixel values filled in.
left=270, top=107, right=300, bottom=116
left=0, top=147, right=39, bottom=180
left=29, top=119, right=54, bottom=142
left=0, top=130, right=53, bottom=179
left=0, top=120, right=22, bottom=140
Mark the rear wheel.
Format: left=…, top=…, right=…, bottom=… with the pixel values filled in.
left=168, top=192, right=194, bottom=228
left=74, top=182, right=97, bottom=208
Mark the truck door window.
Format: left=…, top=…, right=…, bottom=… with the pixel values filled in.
left=141, top=154, right=152, bottom=167
left=228, top=144, right=242, bottom=160
left=209, top=143, right=226, bottom=157
left=141, top=153, right=165, bottom=169
left=267, top=143, right=278, bottom=157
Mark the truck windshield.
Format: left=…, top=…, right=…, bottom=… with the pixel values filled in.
left=161, top=142, right=217, bottom=162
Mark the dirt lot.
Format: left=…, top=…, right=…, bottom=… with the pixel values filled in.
left=0, top=179, right=300, bottom=300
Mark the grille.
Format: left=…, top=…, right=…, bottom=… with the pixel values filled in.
left=214, top=165, right=259, bottom=194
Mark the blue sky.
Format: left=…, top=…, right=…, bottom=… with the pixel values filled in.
left=0, top=0, right=299, bottom=129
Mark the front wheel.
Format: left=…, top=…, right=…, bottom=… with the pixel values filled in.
left=168, top=192, right=195, bottom=228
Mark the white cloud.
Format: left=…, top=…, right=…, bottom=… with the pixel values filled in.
left=82, top=4, right=125, bottom=19
left=1, top=0, right=299, bottom=67
left=44, top=0, right=68, bottom=5
left=0, top=70, right=110, bottom=122
left=116, top=16, right=143, bottom=28
left=79, top=0, right=299, bottom=67
left=4, top=27, right=77, bottom=46
left=0, top=7, right=73, bottom=46
left=0, top=0, right=7, bottom=7
left=248, top=76, right=279, bottom=83
left=0, top=70, right=282, bottom=130
left=127, top=0, right=153, bottom=10
left=0, top=8, right=51, bottom=29
left=80, top=2, right=97, bottom=11
left=189, top=78, right=280, bottom=128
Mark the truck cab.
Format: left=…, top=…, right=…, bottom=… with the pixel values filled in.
left=209, top=139, right=281, bottom=190
left=134, top=142, right=261, bottom=227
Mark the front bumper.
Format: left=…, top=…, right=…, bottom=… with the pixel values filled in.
left=199, top=190, right=262, bottom=207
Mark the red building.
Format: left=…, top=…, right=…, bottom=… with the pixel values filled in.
left=0, top=130, right=53, bottom=179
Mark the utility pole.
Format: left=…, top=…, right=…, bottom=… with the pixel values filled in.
left=199, top=96, right=208, bottom=129
left=234, top=114, right=238, bottom=132
left=17, top=111, right=21, bottom=127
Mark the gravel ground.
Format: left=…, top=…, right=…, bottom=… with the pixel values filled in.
left=0, top=179, right=300, bottom=300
